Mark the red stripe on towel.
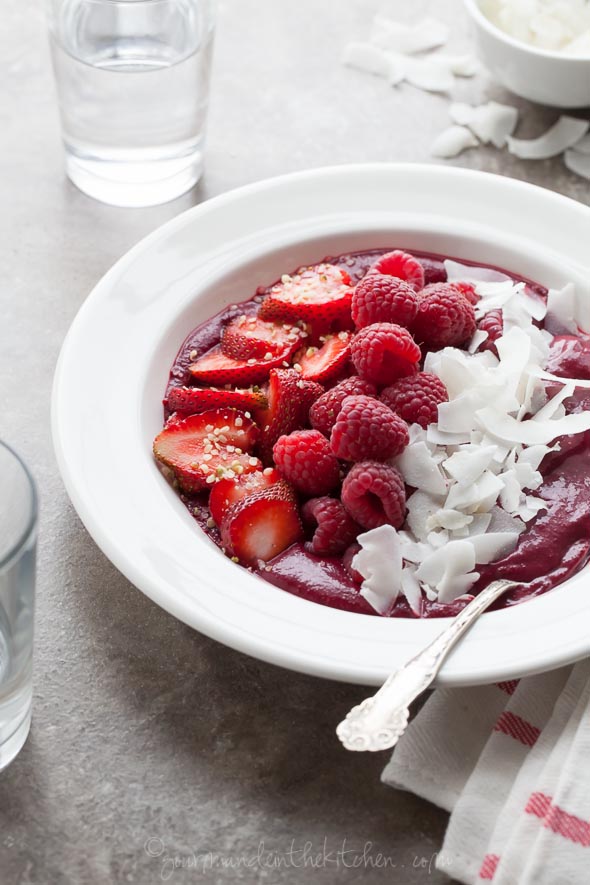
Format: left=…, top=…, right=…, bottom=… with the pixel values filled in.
left=493, top=711, right=540, bottom=747
left=497, top=680, right=519, bottom=695
left=526, top=792, right=590, bottom=847
left=479, top=853, right=500, bottom=879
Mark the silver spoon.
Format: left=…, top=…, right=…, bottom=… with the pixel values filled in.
left=336, top=578, right=520, bottom=752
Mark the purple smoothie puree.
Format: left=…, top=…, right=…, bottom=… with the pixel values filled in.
left=164, top=249, right=590, bottom=619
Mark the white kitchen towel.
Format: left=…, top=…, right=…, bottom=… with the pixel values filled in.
left=382, top=660, right=590, bottom=884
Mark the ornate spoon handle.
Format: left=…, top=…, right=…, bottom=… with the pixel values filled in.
left=336, top=579, right=519, bottom=752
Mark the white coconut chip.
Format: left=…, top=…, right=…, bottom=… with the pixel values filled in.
left=470, top=531, right=519, bottom=563
left=395, top=440, right=448, bottom=496
left=443, top=445, right=498, bottom=486
left=450, top=101, right=518, bottom=148
left=342, top=41, right=396, bottom=78
left=400, top=566, right=423, bottom=615
left=546, top=282, right=579, bottom=332
left=445, top=259, right=511, bottom=285
left=468, top=329, right=489, bottom=353
left=415, top=540, right=479, bottom=604
left=406, top=491, right=444, bottom=541
left=507, top=116, right=590, bottom=160
left=354, top=525, right=402, bottom=614
left=403, top=55, right=455, bottom=93
left=564, top=148, right=590, bottom=181
left=431, top=125, right=479, bottom=159
left=446, top=55, right=480, bottom=77
left=568, top=134, right=590, bottom=156
left=518, top=495, right=548, bottom=522
left=476, top=406, right=590, bottom=446
left=370, top=15, right=449, bottom=55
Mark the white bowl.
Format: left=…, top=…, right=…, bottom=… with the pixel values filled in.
left=52, top=163, right=590, bottom=687
left=464, top=0, right=590, bottom=108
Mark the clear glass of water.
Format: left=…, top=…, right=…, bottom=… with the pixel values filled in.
left=47, top=0, right=215, bottom=207
left=0, top=442, right=37, bottom=771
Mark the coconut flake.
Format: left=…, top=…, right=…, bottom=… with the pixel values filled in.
left=395, top=441, right=448, bottom=496
left=444, top=259, right=511, bottom=285
left=564, top=148, right=590, bottom=181
left=415, top=540, right=479, bottom=604
left=507, top=116, right=590, bottom=160
left=431, top=125, right=479, bottom=159
left=470, top=531, right=519, bottom=563
left=476, top=406, right=590, bottom=446
left=370, top=15, right=449, bottom=55
left=406, top=491, right=443, bottom=541
left=569, top=133, right=590, bottom=156
left=403, top=55, right=455, bottom=93
left=450, top=101, right=518, bottom=148
left=445, top=470, right=504, bottom=513
left=443, top=445, right=498, bottom=486
left=342, top=41, right=396, bottom=78
left=400, top=566, right=423, bottom=614
left=354, top=525, right=402, bottom=614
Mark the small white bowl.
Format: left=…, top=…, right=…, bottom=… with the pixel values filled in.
left=464, top=0, right=590, bottom=108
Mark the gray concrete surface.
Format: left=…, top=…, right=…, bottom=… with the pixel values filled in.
left=1, top=0, right=588, bottom=883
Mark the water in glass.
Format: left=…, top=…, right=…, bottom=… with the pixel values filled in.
left=48, top=0, right=215, bottom=206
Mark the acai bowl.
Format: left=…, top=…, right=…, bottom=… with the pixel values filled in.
left=52, top=164, right=590, bottom=686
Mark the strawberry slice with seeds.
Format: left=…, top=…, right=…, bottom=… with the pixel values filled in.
left=295, top=332, right=352, bottom=384
left=188, top=345, right=293, bottom=386
left=258, top=264, right=353, bottom=326
left=153, top=409, right=261, bottom=493
left=221, top=315, right=305, bottom=361
left=220, top=482, right=303, bottom=565
left=254, top=368, right=324, bottom=463
left=209, top=467, right=281, bottom=526
left=166, top=385, right=268, bottom=415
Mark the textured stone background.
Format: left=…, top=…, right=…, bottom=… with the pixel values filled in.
left=1, top=0, right=588, bottom=883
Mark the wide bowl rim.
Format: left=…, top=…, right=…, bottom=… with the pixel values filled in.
left=51, top=162, right=590, bottom=686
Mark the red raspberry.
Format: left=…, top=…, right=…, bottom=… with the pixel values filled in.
left=380, top=373, right=448, bottom=429
left=370, top=250, right=425, bottom=292
left=351, top=274, right=418, bottom=330
left=420, top=258, right=447, bottom=285
left=331, top=395, right=409, bottom=461
left=341, top=461, right=406, bottom=529
left=452, top=281, right=479, bottom=306
left=343, top=542, right=363, bottom=584
left=273, top=429, right=340, bottom=496
left=477, top=309, right=503, bottom=354
left=309, top=376, right=377, bottom=438
left=413, top=284, right=476, bottom=350
left=301, top=497, right=360, bottom=555
left=351, top=323, right=421, bottom=386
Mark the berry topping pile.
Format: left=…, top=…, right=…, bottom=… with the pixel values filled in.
left=155, top=248, right=588, bottom=619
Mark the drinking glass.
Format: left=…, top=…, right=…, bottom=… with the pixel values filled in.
left=47, top=0, right=216, bottom=207
left=0, top=442, right=37, bottom=771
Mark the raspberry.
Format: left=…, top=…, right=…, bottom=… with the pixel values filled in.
left=351, top=323, right=421, bottom=386
left=309, top=377, right=377, bottom=437
left=420, top=258, right=447, bottom=285
left=341, top=461, right=406, bottom=529
left=330, top=395, right=409, bottom=462
left=301, top=497, right=360, bottom=556
left=452, top=281, right=479, bottom=306
left=477, top=309, right=503, bottom=354
left=351, top=274, right=418, bottom=330
left=342, top=542, right=363, bottom=584
left=273, top=429, right=340, bottom=496
left=413, top=284, right=476, bottom=350
left=380, top=373, right=448, bottom=429
left=370, top=250, right=425, bottom=292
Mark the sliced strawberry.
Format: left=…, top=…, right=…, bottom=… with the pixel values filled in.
left=295, top=332, right=352, bottom=384
left=153, top=409, right=261, bottom=493
left=209, top=467, right=281, bottom=526
left=220, top=482, right=303, bottom=565
left=253, top=368, right=324, bottom=463
left=188, top=345, right=293, bottom=386
left=221, top=315, right=305, bottom=361
left=166, top=385, right=268, bottom=415
left=258, top=264, right=353, bottom=327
